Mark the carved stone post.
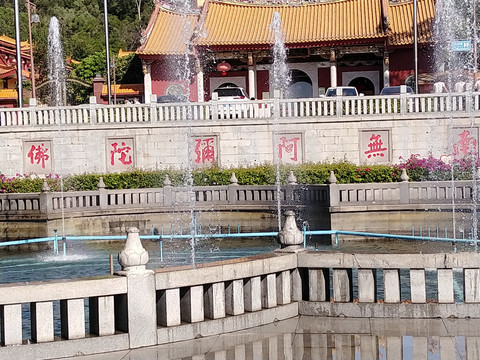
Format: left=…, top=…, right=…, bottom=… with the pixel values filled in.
left=116, top=227, right=156, bottom=348
left=277, top=211, right=304, bottom=250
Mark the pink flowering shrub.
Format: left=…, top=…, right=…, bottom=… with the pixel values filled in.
left=398, top=154, right=480, bottom=181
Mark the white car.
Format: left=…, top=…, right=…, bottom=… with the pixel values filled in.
left=212, top=86, right=252, bottom=118
left=213, top=86, right=250, bottom=101
left=324, top=86, right=361, bottom=97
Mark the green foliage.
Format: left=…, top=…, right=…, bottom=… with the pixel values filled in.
left=73, top=51, right=108, bottom=83
left=11, top=155, right=480, bottom=194
left=0, top=0, right=153, bottom=100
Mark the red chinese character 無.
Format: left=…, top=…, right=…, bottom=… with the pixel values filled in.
left=27, top=143, right=49, bottom=169
left=364, top=134, right=387, bottom=158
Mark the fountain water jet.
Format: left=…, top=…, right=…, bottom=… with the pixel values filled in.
left=270, top=11, right=291, bottom=231
left=433, top=0, right=479, bottom=245
left=47, top=16, right=67, bottom=106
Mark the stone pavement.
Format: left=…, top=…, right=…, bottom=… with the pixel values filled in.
left=55, top=316, right=480, bottom=360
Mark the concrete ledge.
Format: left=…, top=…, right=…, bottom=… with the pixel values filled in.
left=0, top=276, right=127, bottom=304
left=155, top=252, right=297, bottom=289
left=157, top=302, right=299, bottom=344
left=299, top=301, right=480, bottom=319
left=0, top=333, right=129, bottom=359
left=297, top=316, right=480, bottom=337
left=298, top=251, right=480, bottom=269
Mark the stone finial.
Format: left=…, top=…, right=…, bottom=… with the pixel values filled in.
left=400, top=168, right=409, bottom=182
left=163, top=174, right=172, bottom=187
left=277, top=211, right=303, bottom=250
left=97, top=176, right=105, bottom=189
left=41, top=179, right=50, bottom=192
left=118, top=227, right=151, bottom=275
left=327, top=171, right=337, bottom=184
left=229, top=172, right=238, bottom=185
left=287, top=171, right=297, bottom=185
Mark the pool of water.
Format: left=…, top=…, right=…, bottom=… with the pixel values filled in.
left=0, top=237, right=280, bottom=284
left=1, top=235, right=477, bottom=285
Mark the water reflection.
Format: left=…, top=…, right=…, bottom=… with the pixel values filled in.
left=71, top=316, right=480, bottom=360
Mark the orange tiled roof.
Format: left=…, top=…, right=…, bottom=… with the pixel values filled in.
left=0, top=89, right=17, bottom=99
left=197, top=0, right=385, bottom=47
left=0, top=34, right=30, bottom=51
left=118, top=49, right=134, bottom=58
left=387, top=0, right=435, bottom=46
left=139, top=0, right=435, bottom=55
left=137, top=5, right=199, bottom=55
left=102, top=84, right=144, bottom=96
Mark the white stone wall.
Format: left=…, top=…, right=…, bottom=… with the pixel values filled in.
left=0, top=114, right=477, bottom=176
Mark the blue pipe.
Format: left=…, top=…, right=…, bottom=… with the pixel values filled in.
left=1, top=229, right=478, bottom=250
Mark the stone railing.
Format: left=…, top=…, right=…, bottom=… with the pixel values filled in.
left=0, top=175, right=330, bottom=219
left=2, top=217, right=480, bottom=358
left=327, top=171, right=478, bottom=207
left=0, top=175, right=477, bottom=220
left=1, top=92, right=479, bottom=126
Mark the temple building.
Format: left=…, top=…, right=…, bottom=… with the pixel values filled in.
left=0, top=34, right=32, bottom=107
left=136, top=0, right=436, bottom=103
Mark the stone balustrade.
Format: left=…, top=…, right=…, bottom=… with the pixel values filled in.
left=2, top=220, right=480, bottom=358
left=1, top=92, right=479, bottom=126
left=0, top=178, right=478, bottom=219
left=1, top=178, right=479, bottom=241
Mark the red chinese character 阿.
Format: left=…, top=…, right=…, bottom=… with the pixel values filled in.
left=278, top=136, right=300, bottom=162
left=364, top=134, right=387, bottom=158
left=453, top=130, right=477, bottom=157
left=194, top=138, right=215, bottom=164
left=110, top=142, right=132, bottom=166
left=27, top=143, right=49, bottom=169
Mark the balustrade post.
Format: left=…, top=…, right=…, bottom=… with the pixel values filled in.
left=89, top=96, right=97, bottom=125
left=117, top=227, right=157, bottom=348
left=228, top=172, right=239, bottom=204
left=335, top=89, right=343, bottom=117
left=29, top=98, right=37, bottom=126
left=357, top=269, right=376, bottom=303
left=0, top=304, right=22, bottom=345
left=163, top=175, right=173, bottom=206
left=285, top=171, right=297, bottom=205
left=332, top=269, right=352, bottom=302
left=39, top=179, right=52, bottom=214
left=466, top=92, right=473, bottom=113
left=225, top=279, right=244, bottom=315
left=244, top=276, right=262, bottom=311
left=31, top=301, right=54, bottom=342
left=328, top=171, right=339, bottom=207
left=150, top=94, right=158, bottom=123
left=276, top=270, right=291, bottom=304
left=383, top=269, right=400, bottom=303
left=309, top=268, right=330, bottom=301
left=399, top=169, right=410, bottom=204
left=97, top=177, right=107, bottom=210
left=410, top=269, right=426, bottom=303
left=400, top=85, right=407, bottom=115
left=211, top=92, right=219, bottom=119
left=464, top=268, right=480, bottom=303
left=204, top=282, right=226, bottom=319
left=437, top=269, right=455, bottom=304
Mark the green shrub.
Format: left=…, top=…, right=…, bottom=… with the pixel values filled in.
left=3, top=155, right=470, bottom=193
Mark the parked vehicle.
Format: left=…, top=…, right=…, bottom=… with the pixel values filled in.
left=212, top=86, right=252, bottom=118
left=157, top=94, right=188, bottom=103
left=213, top=86, right=250, bottom=101
left=324, top=86, right=361, bottom=97
left=380, top=85, right=414, bottom=95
